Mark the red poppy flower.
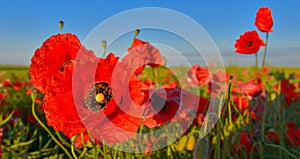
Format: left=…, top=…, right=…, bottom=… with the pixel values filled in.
left=240, top=82, right=262, bottom=98
left=287, top=122, right=296, bottom=128
left=234, top=30, right=265, bottom=54
left=29, top=33, right=82, bottom=93
left=212, top=70, right=230, bottom=83
left=187, top=64, right=211, bottom=86
left=124, top=39, right=164, bottom=75
left=43, top=52, right=142, bottom=144
left=143, top=88, right=181, bottom=128
left=42, top=64, right=88, bottom=139
left=238, top=132, right=252, bottom=151
left=255, top=7, right=273, bottom=32
left=2, top=79, right=12, bottom=87
left=233, top=132, right=252, bottom=155
left=143, top=88, right=202, bottom=128
left=169, top=90, right=206, bottom=127
left=232, top=95, right=249, bottom=112
left=109, top=60, right=151, bottom=110
left=13, top=108, right=25, bottom=118
left=129, top=75, right=151, bottom=106
left=286, top=126, right=300, bottom=146
left=266, top=130, right=280, bottom=144
left=280, top=79, right=298, bottom=105
left=13, top=81, right=22, bottom=91
left=27, top=114, right=37, bottom=124
left=0, top=93, right=4, bottom=100
left=162, top=81, right=178, bottom=88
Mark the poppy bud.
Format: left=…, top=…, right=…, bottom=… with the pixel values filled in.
left=31, top=90, right=38, bottom=102
left=59, top=20, right=64, bottom=33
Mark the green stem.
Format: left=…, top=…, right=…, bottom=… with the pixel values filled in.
left=259, top=142, right=264, bottom=159
left=71, top=135, right=79, bottom=159
left=219, top=122, right=233, bottom=159
left=102, top=50, right=107, bottom=58
left=258, top=91, right=268, bottom=159
left=218, top=93, right=224, bottom=119
left=262, top=32, right=269, bottom=69
left=56, top=132, right=71, bottom=148
left=215, top=119, right=221, bottom=159
left=0, top=110, right=14, bottom=126
left=255, top=53, right=258, bottom=69
left=151, top=68, right=156, bottom=80
left=137, top=117, right=145, bottom=154
left=129, top=29, right=140, bottom=68
left=227, top=76, right=233, bottom=125
left=261, top=91, right=268, bottom=142
left=263, top=142, right=298, bottom=159
left=250, top=143, right=259, bottom=159
left=103, top=140, right=108, bottom=159
left=79, top=147, right=88, bottom=159
left=31, top=93, right=73, bottom=159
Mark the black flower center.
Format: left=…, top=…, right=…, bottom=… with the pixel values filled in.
left=60, top=61, right=72, bottom=72
left=247, top=41, right=253, bottom=48
left=84, top=82, right=113, bottom=112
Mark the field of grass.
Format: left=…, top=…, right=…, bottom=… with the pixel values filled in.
left=0, top=65, right=29, bottom=81
left=1, top=65, right=299, bottom=81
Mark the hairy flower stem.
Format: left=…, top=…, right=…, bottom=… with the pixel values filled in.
left=100, top=140, right=108, bottom=159
left=262, top=32, right=269, bottom=69
left=257, top=91, right=268, bottom=158
left=31, top=92, right=73, bottom=159
left=215, top=119, right=221, bottom=159
left=71, top=135, right=79, bottom=159
left=261, top=91, right=268, bottom=142
left=263, top=142, right=298, bottom=159
left=151, top=68, right=157, bottom=86
left=79, top=147, right=88, bottom=159
left=129, top=29, right=140, bottom=67
left=227, top=76, right=234, bottom=125
left=255, top=53, right=258, bottom=69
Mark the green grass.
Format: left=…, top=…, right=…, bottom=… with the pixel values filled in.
left=1, top=65, right=299, bottom=82
left=0, top=65, right=29, bottom=81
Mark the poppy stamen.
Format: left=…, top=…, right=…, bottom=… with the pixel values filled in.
left=95, top=93, right=105, bottom=104
left=84, top=82, right=113, bottom=112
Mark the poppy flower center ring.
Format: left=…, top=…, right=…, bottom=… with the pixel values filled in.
left=72, top=7, right=226, bottom=153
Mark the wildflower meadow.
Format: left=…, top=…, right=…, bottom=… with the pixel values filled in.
left=1, top=6, right=300, bottom=159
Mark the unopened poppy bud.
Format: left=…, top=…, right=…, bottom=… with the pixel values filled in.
left=101, top=40, right=107, bottom=50
left=134, top=29, right=140, bottom=38
left=131, top=29, right=141, bottom=48
left=59, top=20, right=64, bottom=33
left=101, top=40, right=107, bottom=57
left=193, top=137, right=209, bottom=159
left=31, top=90, right=38, bottom=102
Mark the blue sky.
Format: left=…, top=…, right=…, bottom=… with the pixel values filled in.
left=0, top=1, right=299, bottom=66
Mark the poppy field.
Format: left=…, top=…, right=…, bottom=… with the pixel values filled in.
left=1, top=6, right=300, bottom=159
